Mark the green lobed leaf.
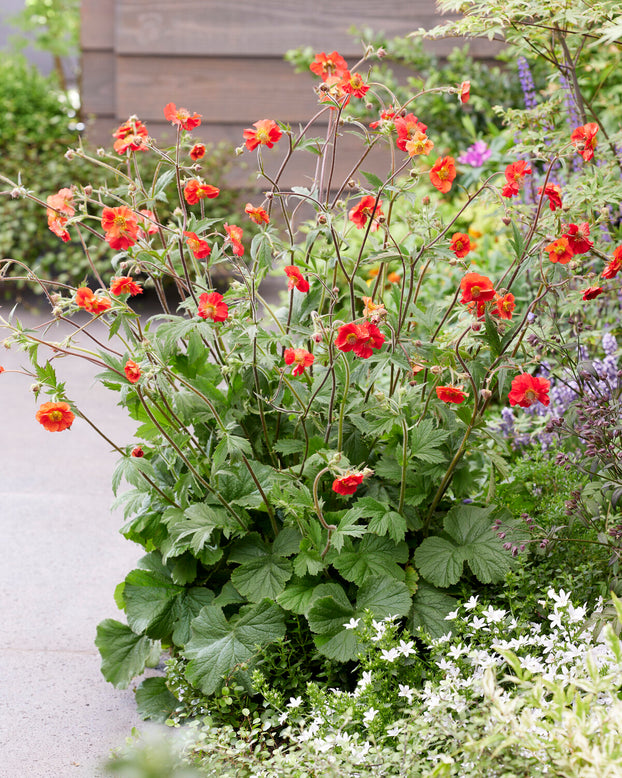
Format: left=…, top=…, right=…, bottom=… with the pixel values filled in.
left=414, top=536, right=466, bottom=588
left=409, top=582, right=457, bottom=639
left=230, top=554, right=293, bottom=601
left=95, top=619, right=158, bottom=689
left=135, top=677, right=179, bottom=722
left=184, top=601, right=286, bottom=695
left=331, top=535, right=408, bottom=585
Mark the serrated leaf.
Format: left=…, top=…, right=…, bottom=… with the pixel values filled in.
left=409, top=582, right=457, bottom=639
left=184, top=601, right=286, bottom=695
left=231, top=554, right=293, bottom=601
left=95, top=619, right=157, bottom=689
left=307, top=588, right=355, bottom=635
left=171, top=588, right=215, bottom=647
left=293, top=539, right=325, bottom=576
left=356, top=577, right=411, bottom=619
left=410, top=420, right=449, bottom=465
left=414, top=536, right=466, bottom=587
left=124, top=568, right=184, bottom=639
left=276, top=578, right=319, bottom=615
left=135, top=677, right=179, bottom=722
left=273, top=439, right=306, bottom=456
left=313, top=629, right=359, bottom=662
left=331, top=535, right=408, bottom=585
left=361, top=171, right=384, bottom=190
left=368, top=510, right=407, bottom=542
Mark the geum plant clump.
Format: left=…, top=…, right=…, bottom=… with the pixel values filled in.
left=2, top=39, right=621, bottom=714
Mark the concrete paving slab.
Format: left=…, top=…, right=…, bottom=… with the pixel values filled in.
left=1, top=301, right=151, bottom=776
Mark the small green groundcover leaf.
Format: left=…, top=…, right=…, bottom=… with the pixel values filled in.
left=184, top=601, right=286, bottom=695
left=95, top=619, right=159, bottom=690
left=135, top=677, right=179, bottom=722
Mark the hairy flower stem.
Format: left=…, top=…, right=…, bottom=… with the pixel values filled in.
left=312, top=466, right=338, bottom=558
left=135, top=386, right=247, bottom=530
left=337, top=353, right=350, bottom=452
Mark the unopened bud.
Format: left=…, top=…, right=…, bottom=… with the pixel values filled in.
left=30, top=382, right=41, bottom=393
left=409, top=169, right=419, bottom=179
left=347, top=179, right=357, bottom=189
left=422, top=196, right=430, bottom=206
left=377, top=47, right=387, bottom=58
left=131, top=446, right=144, bottom=458
left=317, top=213, right=327, bottom=224
left=235, top=145, right=245, bottom=156
left=10, top=188, right=22, bottom=199
left=83, top=184, right=93, bottom=197
left=65, top=149, right=76, bottom=161
left=472, top=322, right=482, bottom=332
left=430, top=365, right=443, bottom=375
left=96, top=147, right=106, bottom=158
left=365, top=102, right=373, bottom=110
left=313, top=332, right=323, bottom=343
left=449, top=258, right=459, bottom=266
left=502, top=217, right=511, bottom=226
left=480, top=389, right=493, bottom=401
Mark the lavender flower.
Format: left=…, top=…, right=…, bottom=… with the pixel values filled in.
left=517, top=56, right=538, bottom=110
left=457, top=140, right=491, bottom=168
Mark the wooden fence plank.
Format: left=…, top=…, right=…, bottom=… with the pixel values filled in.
left=116, top=0, right=452, bottom=56
left=117, top=56, right=329, bottom=123
left=81, top=0, right=114, bottom=50
left=81, top=51, right=116, bottom=116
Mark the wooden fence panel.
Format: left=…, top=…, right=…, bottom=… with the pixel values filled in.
left=81, top=0, right=115, bottom=50
left=115, top=0, right=448, bottom=56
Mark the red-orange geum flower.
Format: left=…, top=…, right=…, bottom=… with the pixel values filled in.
left=75, top=286, right=112, bottom=314
left=340, top=71, right=369, bottom=98
left=562, top=222, right=593, bottom=255
left=332, top=471, right=365, bottom=496
left=131, top=446, right=144, bottom=457
left=508, top=373, right=550, bottom=408
left=138, top=209, right=158, bottom=239
left=197, top=291, right=229, bottom=322
left=113, top=118, right=148, bottom=154
left=494, top=292, right=516, bottom=320
left=349, top=195, right=384, bottom=231
left=310, top=51, right=349, bottom=81
left=602, top=245, right=622, bottom=279
left=450, top=232, right=471, bottom=258
left=335, top=321, right=385, bottom=359
left=124, top=360, right=141, bottom=383
left=538, top=184, right=563, bottom=211
left=459, top=272, right=496, bottom=305
left=184, top=180, right=220, bottom=205
left=405, top=130, right=434, bottom=157
left=163, top=102, right=202, bottom=131
left=245, top=203, right=270, bottom=225
left=184, top=231, right=212, bottom=259
left=582, top=285, right=604, bottom=300
left=101, top=205, right=139, bottom=250
left=501, top=160, right=532, bottom=198
left=460, top=80, right=471, bottom=104
left=243, top=119, right=283, bottom=151
left=430, top=156, right=456, bottom=194
left=571, top=122, right=598, bottom=161
left=545, top=236, right=573, bottom=264
left=369, top=107, right=397, bottom=130
left=224, top=223, right=244, bottom=256
left=284, top=347, right=315, bottom=377
left=284, top=265, right=310, bottom=293
left=190, top=143, right=206, bottom=161
left=395, top=114, right=428, bottom=152
left=436, top=385, right=467, bottom=404
left=46, top=187, right=75, bottom=242
left=36, top=401, right=75, bottom=432
left=110, top=276, right=143, bottom=296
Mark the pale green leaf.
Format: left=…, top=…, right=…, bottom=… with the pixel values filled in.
left=95, top=619, right=158, bottom=689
